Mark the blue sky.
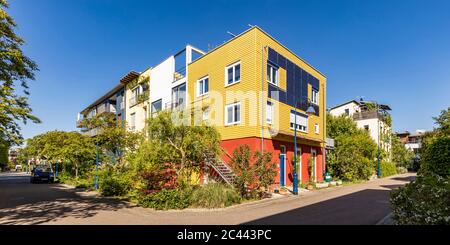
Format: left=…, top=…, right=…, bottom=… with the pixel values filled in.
left=9, top=0, right=450, bottom=139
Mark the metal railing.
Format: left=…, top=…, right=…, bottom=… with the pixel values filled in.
left=165, top=98, right=184, bottom=110
left=82, top=128, right=100, bottom=137
left=353, top=110, right=382, bottom=120
left=173, top=66, right=186, bottom=82
left=129, top=91, right=149, bottom=107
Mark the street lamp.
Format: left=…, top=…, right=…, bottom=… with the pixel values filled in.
left=293, top=99, right=316, bottom=195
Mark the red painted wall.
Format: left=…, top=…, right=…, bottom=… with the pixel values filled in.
left=220, top=137, right=324, bottom=186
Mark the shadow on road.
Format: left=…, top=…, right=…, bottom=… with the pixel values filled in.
left=242, top=185, right=401, bottom=225
left=0, top=184, right=132, bottom=225
left=391, top=175, right=417, bottom=183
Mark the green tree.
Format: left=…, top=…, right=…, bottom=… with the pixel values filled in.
left=391, top=106, right=450, bottom=224
left=0, top=1, right=41, bottom=145
left=391, top=134, right=414, bottom=169
left=0, top=140, right=8, bottom=170
left=432, top=107, right=450, bottom=136
left=59, top=132, right=96, bottom=179
left=229, top=144, right=278, bottom=198
left=80, top=113, right=143, bottom=165
left=229, top=145, right=253, bottom=197
left=326, top=113, right=360, bottom=139
left=144, top=110, right=221, bottom=184
left=22, top=131, right=95, bottom=179
left=420, top=137, right=450, bottom=178
left=326, top=114, right=378, bottom=181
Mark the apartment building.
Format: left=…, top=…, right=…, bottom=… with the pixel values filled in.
left=77, top=26, right=327, bottom=188
left=188, top=27, right=327, bottom=186
left=77, top=84, right=125, bottom=136
left=329, top=99, right=392, bottom=153
left=396, top=130, right=426, bottom=156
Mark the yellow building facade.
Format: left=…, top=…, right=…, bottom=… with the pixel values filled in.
left=188, top=27, right=327, bottom=185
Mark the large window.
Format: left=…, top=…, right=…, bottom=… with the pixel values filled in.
left=290, top=110, right=308, bottom=133
left=266, top=101, right=273, bottom=124
left=197, top=76, right=209, bottom=96
left=312, top=89, right=319, bottom=105
left=225, top=61, right=241, bottom=86
left=225, top=102, right=241, bottom=125
left=172, top=83, right=186, bottom=108
left=151, top=99, right=162, bottom=115
left=267, top=63, right=279, bottom=86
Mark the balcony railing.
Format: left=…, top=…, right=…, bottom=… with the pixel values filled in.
left=353, top=110, right=383, bottom=120
left=129, top=91, right=149, bottom=107
left=173, top=67, right=186, bottom=82
left=82, top=128, right=100, bottom=137
left=165, top=98, right=184, bottom=110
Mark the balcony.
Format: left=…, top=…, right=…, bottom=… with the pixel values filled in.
left=129, top=90, right=149, bottom=107
left=165, top=98, right=184, bottom=110
left=353, top=110, right=392, bottom=126
left=173, top=67, right=186, bottom=82
left=82, top=128, right=100, bottom=137
left=353, top=110, right=383, bottom=120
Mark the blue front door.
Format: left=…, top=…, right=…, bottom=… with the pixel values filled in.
left=280, top=154, right=286, bottom=187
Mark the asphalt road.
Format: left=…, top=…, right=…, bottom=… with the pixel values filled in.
left=0, top=171, right=416, bottom=225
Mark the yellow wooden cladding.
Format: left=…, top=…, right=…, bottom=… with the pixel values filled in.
left=187, top=27, right=326, bottom=147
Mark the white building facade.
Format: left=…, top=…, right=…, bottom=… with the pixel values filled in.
left=329, top=100, right=392, bottom=154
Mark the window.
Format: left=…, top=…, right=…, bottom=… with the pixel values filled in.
left=311, top=89, right=319, bottom=105
left=172, top=83, right=186, bottom=108
left=267, top=63, right=279, bottom=86
left=197, top=77, right=209, bottom=96
left=364, top=125, right=369, bottom=131
left=130, top=113, right=136, bottom=131
left=151, top=99, right=162, bottom=115
left=120, top=97, right=125, bottom=110
left=202, top=108, right=209, bottom=121
left=266, top=101, right=273, bottom=124
left=315, top=124, right=319, bottom=134
left=344, top=108, right=350, bottom=116
left=225, top=102, right=241, bottom=125
left=290, top=110, right=308, bottom=132
left=225, top=61, right=241, bottom=86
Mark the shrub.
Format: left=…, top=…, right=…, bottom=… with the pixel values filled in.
left=328, top=133, right=377, bottom=181
left=391, top=175, right=450, bottom=225
left=379, top=161, right=397, bottom=178
left=139, top=164, right=178, bottom=193
left=99, top=168, right=133, bottom=197
left=138, top=188, right=192, bottom=210
left=189, top=183, right=241, bottom=208
left=420, top=136, right=450, bottom=178
left=229, top=145, right=277, bottom=198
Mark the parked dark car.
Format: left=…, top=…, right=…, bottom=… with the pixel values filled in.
left=30, top=165, right=55, bottom=183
